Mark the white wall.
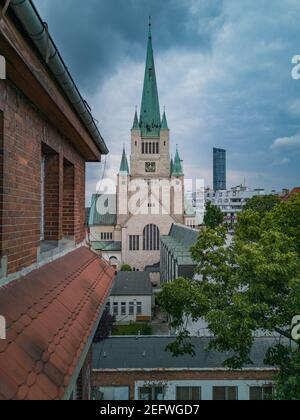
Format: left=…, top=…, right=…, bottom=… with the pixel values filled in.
left=108, top=295, right=152, bottom=323
left=135, top=379, right=273, bottom=401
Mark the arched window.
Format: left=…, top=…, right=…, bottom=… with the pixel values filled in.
left=143, top=224, right=160, bottom=251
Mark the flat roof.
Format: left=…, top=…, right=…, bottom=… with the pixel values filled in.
left=93, top=337, right=278, bottom=370
left=111, top=272, right=153, bottom=296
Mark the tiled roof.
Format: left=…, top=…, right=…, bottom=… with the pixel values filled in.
left=0, top=247, right=115, bottom=400
left=282, top=187, right=300, bottom=201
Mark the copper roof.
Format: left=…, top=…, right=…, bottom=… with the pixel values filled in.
left=0, top=247, right=115, bottom=400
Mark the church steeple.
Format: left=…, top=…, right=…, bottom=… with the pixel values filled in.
left=139, top=18, right=161, bottom=137
left=119, top=147, right=130, bottom=175
left=161, top=109, right=169, bottom=131
left=132, top=108, right=139, bottom=130
left=172, top=147, right=184, bottom=177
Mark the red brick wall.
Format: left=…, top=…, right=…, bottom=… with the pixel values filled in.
left=0, top=80, right=86, bottom=275
left=93, top=370, right=275, bottom=400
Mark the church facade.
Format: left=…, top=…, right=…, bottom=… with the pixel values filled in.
left=89, top=23, right=195, bottom=271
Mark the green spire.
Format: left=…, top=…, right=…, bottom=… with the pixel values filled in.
left=161, top=109, right=169, bottom=130
left=132, top=109, right=139, bottom=130
left=139, top=18, right=161, bottom=137
left=170, top=156, right=174, bottom=175
left=172, top=147, right=184, bottom=177
left=119, top=147, right=130, bottom=175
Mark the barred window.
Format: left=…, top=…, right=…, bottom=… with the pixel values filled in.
left=129, top=235, right=140, bottom=251
left=143, top=224, right=160, bottom=251
left=141, top=142, right=159, bottom=155
left=176, top=387, right=202, bottom=401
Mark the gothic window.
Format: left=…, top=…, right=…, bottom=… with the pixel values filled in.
left=143, top=224, right=160, bottom=251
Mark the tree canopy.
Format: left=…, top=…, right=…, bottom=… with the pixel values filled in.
left=203, top=201, right=224, bottom=229
left=159, top=193, right=300, bottom=400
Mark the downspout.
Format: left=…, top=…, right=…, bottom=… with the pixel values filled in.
left=9, top=0, right=109, bottom=155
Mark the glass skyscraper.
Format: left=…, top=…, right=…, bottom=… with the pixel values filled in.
left=213, top=148, right=226, bottom=191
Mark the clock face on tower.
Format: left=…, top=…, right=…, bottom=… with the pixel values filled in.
left=145, top=162, right=156, bottom=173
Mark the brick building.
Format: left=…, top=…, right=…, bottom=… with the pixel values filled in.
left=93, top=337, right=276, bottom=401
left=0, top=0, right=115, bottom=400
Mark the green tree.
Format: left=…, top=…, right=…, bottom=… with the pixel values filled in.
left=204, top=201, right=224, bottom=229
left=244, top=194, right=281, bottom=217
left=120, top=264, right=133, bottom=272
left=159, top=193, right=300, bottom=400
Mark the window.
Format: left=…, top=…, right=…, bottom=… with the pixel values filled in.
left=249, top=387, right=273, bottom=401
left=142, top=142, right=159, bottom=155
left=121, top=302, right=126, bottom=316
left=213, top=387, right=238, bottom=401
left=113, top=303, right=119, bottom=316
left=143, top=224, right=160, bottom=251
left=63, top=159, right=75, bottom=238
left=136, top=302, right=142, bottom=316
left=129, top=302, right=134, bottom=316
left=41, top=144, right=60, bottom=245
left=101, top=232, right=113, bottom=241
left=129, top=235, right=140, bottom=251
left=176, top=387, right=202, bottom=401
left=139, top=387, right=164, bottom=401
left=106, top=301, right=111, bottom=313
left=93, top=387, right=129, bottom=401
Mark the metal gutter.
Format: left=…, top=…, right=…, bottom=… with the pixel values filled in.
left=9, top=0, right=109, bottom=155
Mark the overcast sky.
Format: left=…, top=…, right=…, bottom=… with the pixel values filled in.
left=35, top=0, right=300, bottom=204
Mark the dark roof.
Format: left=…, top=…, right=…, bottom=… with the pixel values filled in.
left=111, top=272, right=152, bottom=296
left=0, top=247, right=115, bottom=400
left=91, top=241, right=122, bottom=252
left=145, top=262, right=160, bottom=273
left=161, top=224, right=199, bottom=266
left=89, top=194, right=117, bottom=226
left=93, top=337, right=278, bottom=370
left=170, top=224, right=199, bottom=247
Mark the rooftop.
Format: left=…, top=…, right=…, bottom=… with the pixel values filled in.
left=89, top=194, right=117, bottom=226
left=93, top=336, right=278, bottom=371
left=161, top=224, right=199, bottom=266
left=111, top=272, right=153, bottom=296
left=0, top=247, right=115, bottom=400
left=91, top=241, right=122, bottom=252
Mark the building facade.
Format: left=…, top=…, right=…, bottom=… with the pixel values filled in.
left=93, top=337, right=276, bottom=401
left=89, top=23, right=186, bottom=271
left=205, top=185, right=281, bottom=224
left=0, top=1, right=114, bottom=400
left=213, top=148, right=227, bottom=191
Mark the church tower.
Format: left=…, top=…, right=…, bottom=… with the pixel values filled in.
left=130, top=21, right=171, bottom=179
left=117, top=20, right=185, bottom=271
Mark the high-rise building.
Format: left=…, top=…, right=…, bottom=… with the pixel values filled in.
left=213, top=148, right=226, bottom=191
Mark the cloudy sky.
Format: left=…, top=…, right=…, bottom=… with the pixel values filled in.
left=35, top=0, right=300, bottom=204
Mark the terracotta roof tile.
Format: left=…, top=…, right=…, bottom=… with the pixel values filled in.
left=0, top=247, right=115, bottom=400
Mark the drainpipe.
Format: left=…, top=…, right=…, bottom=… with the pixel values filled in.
left=9, top=0, right=109, bottom=155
